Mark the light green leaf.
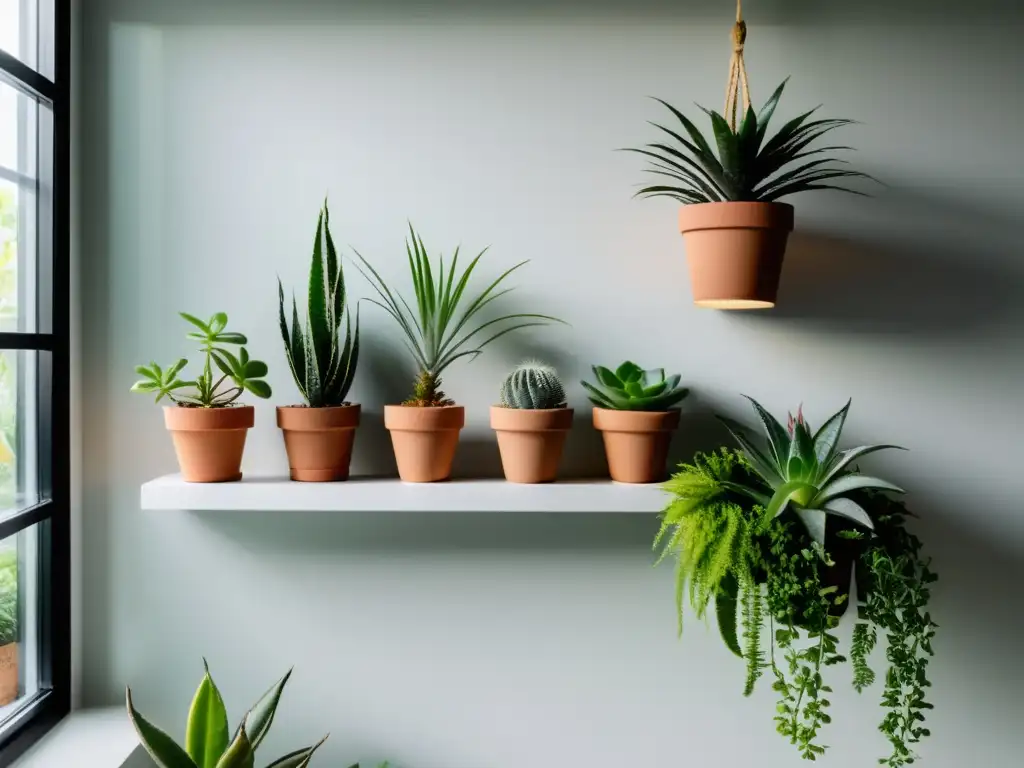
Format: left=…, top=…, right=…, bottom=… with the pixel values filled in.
left=214, top=724, right=253, bottom=768
left=126, top=688, right=199, bottom=768
left=186, top=660, right=230, bottom=768
left=180, top=312, right=210, bottom=333
left=766, top=480, right=817, bottom=519
left=208, top=313, right=228, bottom=335
left=615, top=361, right=643, bottom=383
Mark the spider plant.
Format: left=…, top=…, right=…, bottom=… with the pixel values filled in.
left=353, top=225, right=563, bottom=406
left=627, top=78, right=874, bottom=203
left=719, top=397, right=905, bottom=545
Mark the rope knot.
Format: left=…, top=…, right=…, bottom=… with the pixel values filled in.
left=732, top=20, right=747, bottom=50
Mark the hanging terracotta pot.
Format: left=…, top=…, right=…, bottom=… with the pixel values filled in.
left=593, top=407, right=680, bottom=484
left=385, top=405, right=464, bottom=482
left=491, top=406, right=573, bottom=484
left=679, top=202, right=794, bottom=309
left=277, top=404, right=361, bottom=482
left=0, top=643, right=16, bottom=706
left=164, top=405, right=254, bottom=483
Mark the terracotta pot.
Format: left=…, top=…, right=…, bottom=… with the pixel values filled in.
left=593, top=407, right=680, bottom=484
left=164, top=405, right=254, bottom=483
left=679, top=202, right=794, bottom=309
left=384, top=405, right=465, bottom=483
left=277, top=404, right=360, bottom=482
left=491, top=406, right=573, bottom=484
left=0, top=642, right=17, bottom=706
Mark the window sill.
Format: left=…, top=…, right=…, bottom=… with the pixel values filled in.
left=10, top=708, right=139, bottom=768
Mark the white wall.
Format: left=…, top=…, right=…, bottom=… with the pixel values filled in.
left=80, top=1, right=1024, bottom=766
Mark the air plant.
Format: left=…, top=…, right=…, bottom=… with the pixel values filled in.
left=353, top=224, right=563, bottom=406
left=627, top=78, right=875, bottom=203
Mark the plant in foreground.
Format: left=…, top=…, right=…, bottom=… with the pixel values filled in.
left=278, top=202, right=359, bottom=408
left=499, top=362, right=566, bottom=410
left=582, top=361, right=689, bottom=411
left=718, top=396, right=904, bottom=545
left=126, top=662, right=328, bottom=768
left=131, top=313, right=272, bottom=407
left=353, top=224, right=563, bottom=406
left=655, top=399, right=937, bottom=765
left=627, top=78, right=874, bottom=204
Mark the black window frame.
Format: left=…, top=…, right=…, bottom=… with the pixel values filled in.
left=0, top=0, right=72, bottom=763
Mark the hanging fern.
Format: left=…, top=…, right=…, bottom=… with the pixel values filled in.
left=741, top=572, right=765, bottom=696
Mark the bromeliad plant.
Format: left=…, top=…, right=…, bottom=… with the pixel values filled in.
left=278, top=203, right=359, bottom=408
left=131, top=313, right=272, bottom=407
left=718, top=397, right=905, bottom=546
left=582, top=362, right=689, bottom=411
left=126, top=662, right=329, bottom=768
left=655, top=399, right=937, bottom=765
left=627, top=78, right=873, bottom=204
left=354, top=224, right=563, bottom=406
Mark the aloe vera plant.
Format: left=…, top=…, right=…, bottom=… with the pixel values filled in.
left=278, top=203, right=359, bottom=407
left=627, top=78, right=874, bottom=203
left=130, top=313, right=271, bottom=407
left=719, top=397, right=905, bottom=545
left=126, top=662, right=328, bottom=768
left=582, top=361, right=689, bottom=411
left=353, top=224, right=563, bottom=406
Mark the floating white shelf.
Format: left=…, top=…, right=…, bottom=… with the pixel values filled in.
left=140, top=475, right=669, bottom=513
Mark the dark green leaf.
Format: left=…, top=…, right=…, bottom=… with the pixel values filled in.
left=243, top=380, right=272, bottom=399
left=126, top=687, right=199, bottom=768
left=716, top=573, right=743, bottom=657
left=243, top=669, right=292, bottom=749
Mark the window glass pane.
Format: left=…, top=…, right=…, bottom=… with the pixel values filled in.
left=0, top=522, right=42, bottom=723
left=0, top=0, right=54, bottom=80
left=0, top=351, right=37, bottom=516
left=0, top=76, right=44, bottom=334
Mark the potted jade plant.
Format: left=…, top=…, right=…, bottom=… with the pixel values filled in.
left=491, top=362, right=572, bottom=484
left=626, top=6, right=873, bottom=308
left=126, top=661, right=330, bottom=768
left=0, top=551, right=17, bottom=706
left=656, top=397, right=937, bottom=765
left=582, top=362, right=689, bottom=483
left=354, top=225, right=562, bottom=482
left=131, top=313, right=271, bottom=482
left=277, top=202, right=360, bottom=481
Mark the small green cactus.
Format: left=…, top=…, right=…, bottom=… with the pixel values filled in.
left=500, top=362, right=567, bottom=410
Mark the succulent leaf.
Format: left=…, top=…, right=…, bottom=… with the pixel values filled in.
left=583, top=361, right=688, bottom=412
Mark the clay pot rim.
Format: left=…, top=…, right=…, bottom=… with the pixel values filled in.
left=592, top=406, right=681, bottom=433
left=385, top=403, right=465, bottom=431
left=164, top=403, right=254, bottom=431
left=490, top=405, right=574, bottom=432
left=277, top=403, right=361, bottom=431
left=678, top=201, right=794, bottom=234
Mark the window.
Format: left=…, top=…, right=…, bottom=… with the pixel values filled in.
left=0, top=0, right=70, bottom=763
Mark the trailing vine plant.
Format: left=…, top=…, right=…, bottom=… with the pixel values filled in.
left=656, top=398, right=937, bottom=764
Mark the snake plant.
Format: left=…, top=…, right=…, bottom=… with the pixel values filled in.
left=131, top=313, right=271, bottom=407
left=353, top=224, right=563, bottom=406
left=278, top=202, right=359, bottom=407
left=126, top=662, right=328, bottom=768
left=582, top=361, right=689, bottom=411
left=627, top=78, right=874, bottom=203
left=719, top=396, right=905, bottom=545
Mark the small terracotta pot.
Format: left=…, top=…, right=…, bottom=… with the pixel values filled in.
left=0, top=642, right=18, bottom=706
left=277, top=404, right=361, bottom=482
left=491, top=406, right=573, bottom=484
left=679, top=202, right=794, bottom=309
left=593, top=407, right=680, bottom=484
left=384, top=405, right=465, bottom=483
left=164, top=405, right=254, bottom=483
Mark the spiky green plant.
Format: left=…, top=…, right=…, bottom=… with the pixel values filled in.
left=126, top=662, right=329, bottom=768
left=278, top=203, right=359, bottom=407
left=353, top=224, right=563, bottom=407
left=499, top=362, right=566, bottom=410
left=130, top=313, right=271, bottom=407
left=627, top=78, right=874, bottom=203
left=718, top=396, right=905, bottom=546
left=581, top=361, right=689, bottom=411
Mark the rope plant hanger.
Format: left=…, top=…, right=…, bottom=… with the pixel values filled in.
left=625, top=0, right=874, bottom=310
